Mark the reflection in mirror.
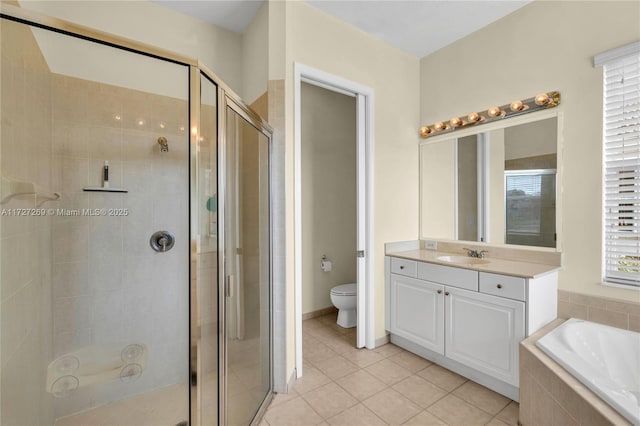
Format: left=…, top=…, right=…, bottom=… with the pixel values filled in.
left=457, top=134, right=480, bottom=242
left=421, top=116, right=558, bottom=248
left=505, top=170, right=556, bottom=247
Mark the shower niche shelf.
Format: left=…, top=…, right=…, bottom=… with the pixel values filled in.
left=83, top=161, right=128, bottom=193
left=83, top=187, right=128, bottom=193
left=1, top=176, right=61, bottom=205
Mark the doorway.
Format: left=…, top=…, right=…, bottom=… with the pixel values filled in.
left=294, top=64, right=375, bottom=378
left=300, top=81, right=357, bottom=349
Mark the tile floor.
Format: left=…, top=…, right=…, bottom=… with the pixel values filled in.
left=263, top=313, right=519, bottom=426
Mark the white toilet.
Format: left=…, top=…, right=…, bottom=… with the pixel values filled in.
left=330, top=283, right=357, bottom=328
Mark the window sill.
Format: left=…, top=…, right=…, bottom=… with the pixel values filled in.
left=601, top=280, right=640, bottom=291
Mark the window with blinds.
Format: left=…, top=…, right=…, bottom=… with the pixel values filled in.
left=599, top=43, right=640, bottom=287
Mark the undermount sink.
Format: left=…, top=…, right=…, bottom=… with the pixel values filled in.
left=436, top=255, right=490, bottom=265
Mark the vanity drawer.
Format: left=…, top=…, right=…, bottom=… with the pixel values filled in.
left=479, top=272, right=526, bottom=301
left=417, top=262, right=478, bottom=291
left=390, top=258, right=417, bottom=278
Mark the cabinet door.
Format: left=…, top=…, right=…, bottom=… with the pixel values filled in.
left=390, top=274, right=444, bottom=355
left=445, top=287, right=524, bottom=386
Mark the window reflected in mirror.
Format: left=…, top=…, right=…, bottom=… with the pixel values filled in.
left=505, top=171, right=556, bottom=247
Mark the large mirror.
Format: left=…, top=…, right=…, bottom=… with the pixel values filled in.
left=420, top=116, right=558, bottom=248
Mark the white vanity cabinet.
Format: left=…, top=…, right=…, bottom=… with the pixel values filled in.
left=385, top=255, right=557, bottom=401
left=445, top=286, right=524, bottom=386
left=389, top=274, right=444, bottom=354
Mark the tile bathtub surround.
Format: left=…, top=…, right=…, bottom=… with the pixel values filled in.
left=263, top=313, right=519, bottom=426
left=557, top=290, right=640, bottom=331
left=519, top=320, right=630, bottom=426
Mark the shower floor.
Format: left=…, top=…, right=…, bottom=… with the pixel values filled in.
left=52, top=338, right=264, bottom=426
left=54, top=383, right=190, bottom=426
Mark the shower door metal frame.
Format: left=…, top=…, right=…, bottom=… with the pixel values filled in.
left=0, top=4, right=274, bottom=425
left=216, top=89, right=274, bottom=426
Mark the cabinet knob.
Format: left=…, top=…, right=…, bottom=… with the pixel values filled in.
left=496, top=284, right=503, bottom=289
left=400, top=266, right=404, bottom=270
left=445, top=291, right=450, bottom=296
left=437, top=290, right=442, bottom=294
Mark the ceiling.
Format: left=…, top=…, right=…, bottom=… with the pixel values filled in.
left=155, top=0, right=531, bottom=58
left=151, top=0, right=264, bottom=34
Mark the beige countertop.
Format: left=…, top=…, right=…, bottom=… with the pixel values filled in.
left=387, top=249, right=561, bottom=279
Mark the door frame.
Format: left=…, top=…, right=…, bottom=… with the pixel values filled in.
left=294, top=63, right=375, bottom=378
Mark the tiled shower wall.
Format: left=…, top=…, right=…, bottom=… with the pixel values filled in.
left=1, top=17, right=55, bottom=426
left=49, top=73, right=190, bottom=418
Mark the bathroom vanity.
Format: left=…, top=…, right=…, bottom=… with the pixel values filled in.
left=384, top=248, right=559, bottom=401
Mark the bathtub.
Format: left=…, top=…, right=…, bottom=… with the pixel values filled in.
left=536, top=318, right=640, bottom=425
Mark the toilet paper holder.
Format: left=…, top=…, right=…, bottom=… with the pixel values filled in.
left=320, top=255, right=332, bottom=272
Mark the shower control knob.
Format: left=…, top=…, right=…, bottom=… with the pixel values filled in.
left=150, top=231, right=175, bottom=252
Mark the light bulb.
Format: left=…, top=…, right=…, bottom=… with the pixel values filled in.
left=420, top=126, right=432, bottom=138
left=487, top=107, right=502, bottom=117
left=467, top=112, right=481, bottom=122
left=535, top=93, right=550, bottom=106
left=434, top=122, right=446, bottom=131
left=450, top=117, right=462, bottom=128
left=510, top=100, right=524, bottom=112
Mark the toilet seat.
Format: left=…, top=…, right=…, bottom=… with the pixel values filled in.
left=330, top=283, right=356, bottom=296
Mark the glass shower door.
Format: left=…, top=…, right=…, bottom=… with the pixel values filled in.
left=224, top=102, right=271, bottom=426
left=0, top=16, right=190, bottom=426
left=192, top=72, right=219, bottom=426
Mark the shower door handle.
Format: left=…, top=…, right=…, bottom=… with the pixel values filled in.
left=225, top=275, right=234, bottom=298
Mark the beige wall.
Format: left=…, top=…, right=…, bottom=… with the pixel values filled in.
left=1, top=18, right=54, bottom=426
left=284, top=3, right=421, bottom=378
left=18, top=0, right=244, bottom=97
left=420, top=0, right=640, bottom=302
left=301, top=82, right=357, bottom=314
left=421, top=140, right=455, bottom=239
left=242, top=2, right=269, bottom=105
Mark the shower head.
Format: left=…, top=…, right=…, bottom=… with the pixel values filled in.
left=157, top=136, right=168, bottom=152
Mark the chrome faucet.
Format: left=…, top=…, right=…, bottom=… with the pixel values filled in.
left=463, top=248, right=488, bottom=258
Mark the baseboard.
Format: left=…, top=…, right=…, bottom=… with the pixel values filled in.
left=302, top=306, right=337, bottom=321
left=375, top=334, right=390, bottom=348
left=286, top=368, right=297, bottom=393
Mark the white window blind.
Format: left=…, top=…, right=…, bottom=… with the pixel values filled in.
left=602, top=48, right=640, bottom=287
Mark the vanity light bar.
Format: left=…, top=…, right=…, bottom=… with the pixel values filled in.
left=419, top=91, right=561, bottom=139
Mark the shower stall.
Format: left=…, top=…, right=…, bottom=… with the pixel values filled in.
left=0, top=5, right=272, bottom=426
